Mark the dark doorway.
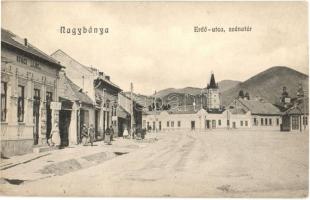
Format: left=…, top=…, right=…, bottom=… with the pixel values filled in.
left=33, top=89, right=40, bottom=145
left=59, top=110, right=71, bottom=147
left=46, top=92, right=53, bottom=142
left=159, top=121, right=162, bottom=131
left=95, top=109, right=100, bottom=138
left=191, top=121, right=195, bottom=130
left=232, top=122, right=236, bottom=129
left=281, top=115, right=291, bottom=131
left=212, top=120, right=216, bottom=129
left=205, top=120, right=210, bottom=129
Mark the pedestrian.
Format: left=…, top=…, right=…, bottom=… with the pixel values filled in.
left=105, top=127, right=111, bottom=145
left=50, top=123, right=60, bottom=147
left=89, top=124, right=95, bottom=146
left=123, top=127, right=129, bottom=139
left=110, top=125, right=114, bottom=141
left=81, top=124, right=89, bottom=146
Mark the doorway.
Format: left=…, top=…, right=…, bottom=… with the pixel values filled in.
left=95, top=109, right=100, bottom=138
left=205, top=120, right=210, bottom=129
left=191, top=121, right=195, bottom=130
left=59, top=110, right=71, bottom=147
left=33, top=89, right=40, bottom=145
left=232, top=122, right=236, bottom=129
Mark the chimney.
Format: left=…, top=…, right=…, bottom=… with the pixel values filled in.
left=105, top=76, right=110, bottom=81
left=24, top=38, right=28, bottom=46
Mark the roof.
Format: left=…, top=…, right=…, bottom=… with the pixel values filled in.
left=51, top=49, right=93, bottom=73
left=96, top=77, right=122, bottom=92
left=207, top=73, right=218, bottom=89
left=1, top=28, right=63, bottom=69
left=168, top=105, right=201, bottom=114
left=121, top=92, right=144, bottom=108
left=117, top=105, right=130, bottom=119
left=60, top=74, right=94, bottom=105
left=67, top=77, right=94, bottom=105
left=238, top=99, right=281, bottom=115
left=229, top=107, right=247, bottom=115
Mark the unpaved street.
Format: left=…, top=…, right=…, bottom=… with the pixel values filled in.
left=1, top=130, right=308, bottom=197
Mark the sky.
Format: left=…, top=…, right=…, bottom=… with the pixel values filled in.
left=2, top=2, right=308, bottom=95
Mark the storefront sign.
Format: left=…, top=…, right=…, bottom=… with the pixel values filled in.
left=50, top=102, right=61, bottom=110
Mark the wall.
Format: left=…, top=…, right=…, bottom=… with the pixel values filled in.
left=1, top=47, right=59, bottom=156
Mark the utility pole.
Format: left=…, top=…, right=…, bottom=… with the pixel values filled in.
left=130, top=82, right=134, bottom=139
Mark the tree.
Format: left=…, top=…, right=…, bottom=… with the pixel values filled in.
left=238, top=90, right=245, bottom=98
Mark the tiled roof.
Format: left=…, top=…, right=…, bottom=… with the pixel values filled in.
left=238, top=99, right=281, bottom=115
left=229, top=107, right=247, bottom=114
left=1, top=28, right=62, bottom=69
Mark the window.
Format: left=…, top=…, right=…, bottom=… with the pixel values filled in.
left=1, top=82, right=7, bottom=122
left=265, top=118, right=268, bottom=126
left=167, top=121, right=170, bottom=127
left=269, top=118, right=272, bottom=126
left=17, top=85, right=25, bottom=122
left=245, top=121, right=248, bottom=126
left=46, top=92, right=53, bottom=103
left=292, top=116, right=299, bottom=130
left=261, top=118, right=264, bottom=126
left=276, top=118, right=280, bottom=126
left=178, top=121, right=181, bottom=127
left=171, top=121, right=174, bottom=127
left=147, top=122, right=149, bottom=128
left=227, top=120, right=230, bottom=126
left=303, top=116, right=308, bottom=126
left=254, top=118, right=257, bottom=126
left=218, top=120, right=221, bottom=126
left=240, top=121, right=243, bottom=126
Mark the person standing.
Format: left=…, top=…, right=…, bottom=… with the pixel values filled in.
left=105, top=127, right=111, bottom=145
left=49, top=123, right=60, bottom=147
left=89, top=124, right=95, bottom=146
left=110, top=125, right=114, bottom=141
left=81, top=124, right=89, bottom=146
left=123, top=127, right=129, bottom=139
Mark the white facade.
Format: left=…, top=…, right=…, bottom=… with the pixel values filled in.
left=142, top=108, right=255, bottom=132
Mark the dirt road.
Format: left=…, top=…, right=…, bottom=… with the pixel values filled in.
left=1, top=130, right=308, bottom=197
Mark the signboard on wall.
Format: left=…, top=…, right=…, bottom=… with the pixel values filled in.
left=112, top=116, right=118, bottom=121
left=50, top=102, right=61, bottom=110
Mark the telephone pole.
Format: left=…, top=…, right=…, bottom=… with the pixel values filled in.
left=130, top=82, right=134, bottom=139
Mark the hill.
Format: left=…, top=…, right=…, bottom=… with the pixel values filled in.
left=153, top=80, right=240, bottom=98
left=221, top=66, right=309, bottom=106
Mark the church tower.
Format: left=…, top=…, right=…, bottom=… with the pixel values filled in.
left=206, top=72, right=220, bottom=110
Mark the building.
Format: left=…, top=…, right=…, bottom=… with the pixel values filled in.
left=206, top=72, right=221, bottom=110
left=117, top=92, right=143, bottom=136
left=1, top=28, right=63, bottom=156
left=51, top=49, right=122, bottom=139
left=280, top=84, right=308, bottom=132
left=58, top=71, right=94, bottom=145
left=228, top=98, right=282, bottom=130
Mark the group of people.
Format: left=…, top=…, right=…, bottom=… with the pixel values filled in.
left=47, top=123, right=146, bottom=148
left=81, top=124, right=115, bottom=146
left=81, top=124, right=96, bottom=146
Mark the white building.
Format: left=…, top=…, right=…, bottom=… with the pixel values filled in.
left=227, top=98, right=282, bottom=130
